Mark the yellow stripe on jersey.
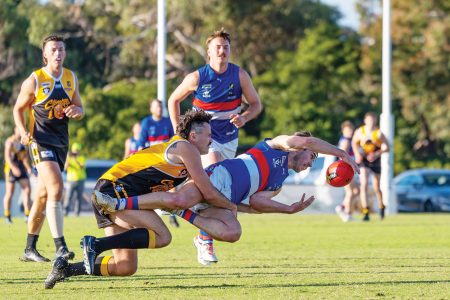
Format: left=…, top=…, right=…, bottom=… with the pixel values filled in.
left=101, top=136, right=189, bottom=182
left=33, top=67, right=75, bottom=105
left=359, top=126, right=382, bottom=154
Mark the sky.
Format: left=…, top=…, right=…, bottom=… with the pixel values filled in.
left=321, top=0, right=359, bottom=29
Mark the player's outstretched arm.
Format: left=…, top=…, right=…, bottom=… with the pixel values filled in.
left=269, top=135, right=359, bottom=174
left=248, top=190, right=315, bottom=214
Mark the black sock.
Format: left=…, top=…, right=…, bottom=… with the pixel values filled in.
left=95, top=228, right=151, bottom=253
left=26, top=234, right=39, bottom=249
left=54, top=236, right=67, bottom=250
left=66, top=262, right=88, bottom=277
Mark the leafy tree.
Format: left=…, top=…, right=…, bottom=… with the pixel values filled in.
left=357, top=0, right=450, bottom=172
left=254, top=22, right=364, bottom=143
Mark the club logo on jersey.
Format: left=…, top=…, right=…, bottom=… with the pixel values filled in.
left=228, top=83, right=234, bottom=95
left=44, top=98, right=71, bottom=119
left=114, top=185, right=123, bottom=193
left=151, top=179, right=175, bottom=192
left=201, top=84, right=212, bottom=98
left=272, top=156, right=286, bottom=168
left=40, top=150, right=54, bottom=158
left=178, top=169, right=188, bottom=177
left=43, top=87, right=50, bottom=95
left=67, top=81, right=71, bottom=87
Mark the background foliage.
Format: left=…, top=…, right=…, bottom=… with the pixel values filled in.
left=1, top=0, right=449, bottom=174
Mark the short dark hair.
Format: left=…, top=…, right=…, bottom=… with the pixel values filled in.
left=293, top=130, right=318, bottom=160
left=42, top=34, right=65, bottom=65
left=293, top=130, right=312, bottom=138
left=177, top=110, right=212, bottom=139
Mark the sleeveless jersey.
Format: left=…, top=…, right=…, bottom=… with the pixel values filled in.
left=193, top=63, right=242, bottom=144
left=212, top=139, right=289, bottom=204
left=128, top=137, right=140, bottom=156
left=338, top=136, right=354, bottom=157
left=139, top=116, right=174, bottom=148
left=359, top=126, right=382, bottom=155
left=4, top=140, right=27, bottom=173
left=100, top=136, right=189, bottom=195
left=31, top=67, right=76, bottom=147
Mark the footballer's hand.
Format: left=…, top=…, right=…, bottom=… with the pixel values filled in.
left=64, top=105, right=84, bottom=119
left=20, top=131, right=32, bottom=145
left=288, top=193, right=315, bottom=214
left=229, top=114, right=247, bottom=128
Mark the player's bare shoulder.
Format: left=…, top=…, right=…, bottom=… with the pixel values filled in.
left=166, top=139, right=197, bottom=164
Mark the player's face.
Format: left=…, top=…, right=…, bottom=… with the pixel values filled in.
left=208, top=37, right=230, bottom=65
left=190, top=123, right=212, bottom=155
left=290, top=150, right=316, bottom=172
left=364, top=115, right=377, bottom=128
left=43, top=41, right=66, bottom=68
left=150, top=101, right=162, bottom=118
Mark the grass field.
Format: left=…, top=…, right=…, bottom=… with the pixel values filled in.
left=0, top=213, right=449, bottom=299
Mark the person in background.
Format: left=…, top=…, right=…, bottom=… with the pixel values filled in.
left=139, top=99, right=174, bottom=148
left=335, top=121, right=359, bottom=222
left=123, top=122, right=141, bottom=159
left=352, top=112, right=389, bottom=221
left=64, top=142, right=86, bottom=216
left=3, top=127, right=33, bottom=223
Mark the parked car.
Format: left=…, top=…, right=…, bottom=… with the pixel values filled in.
left=395, top=169, right=450, bottom=212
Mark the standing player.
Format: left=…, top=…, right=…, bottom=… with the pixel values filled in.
left=3, top=127, right=33, bottom=223
left=335, top=121, right=359, bottom=222
left=352, top=112, right=389, bottom=221
left=13, top=34, right=84, bottom=262
left=123, top=122, right=141, bottom=159
left=168, top=28, right=262, bottom=264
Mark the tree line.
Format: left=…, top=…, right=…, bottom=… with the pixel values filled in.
left=0, top=0, right=449, bottom=176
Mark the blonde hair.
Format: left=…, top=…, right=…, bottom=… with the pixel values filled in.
left=205, top=28, right=231, bottom=47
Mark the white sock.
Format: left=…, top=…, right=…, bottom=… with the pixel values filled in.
left=46, top=200, right=64, bottom=238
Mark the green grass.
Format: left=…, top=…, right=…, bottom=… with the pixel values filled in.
left=1, top=214, right=449, bottom=299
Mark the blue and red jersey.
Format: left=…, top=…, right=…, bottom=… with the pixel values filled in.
left=128, top=137, right=140, bottom=156
left=139, top=116, right=174, bottom=148
left=193, top=63, right=242, bottom=144
left=207, top=139, right=289, bottom=204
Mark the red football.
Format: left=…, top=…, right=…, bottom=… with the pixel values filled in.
left=326, top=160, right=354, bottom=187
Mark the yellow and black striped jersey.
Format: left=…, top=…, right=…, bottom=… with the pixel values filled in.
left=100, top=136, right=189, bottom=196
left=359, top=126, right=382, bottom=154
left=4, top=140, right=27, bottom=173
left=30, top=67, right=76, bottom=147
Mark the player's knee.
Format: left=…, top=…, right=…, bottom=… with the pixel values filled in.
left=156, top=232, right=172, bottom=248
left=115, top=263, right=137, bottom=276
left=221, top=227, right=241, bottom=243
left=165, top=194, right=190, bottom=209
